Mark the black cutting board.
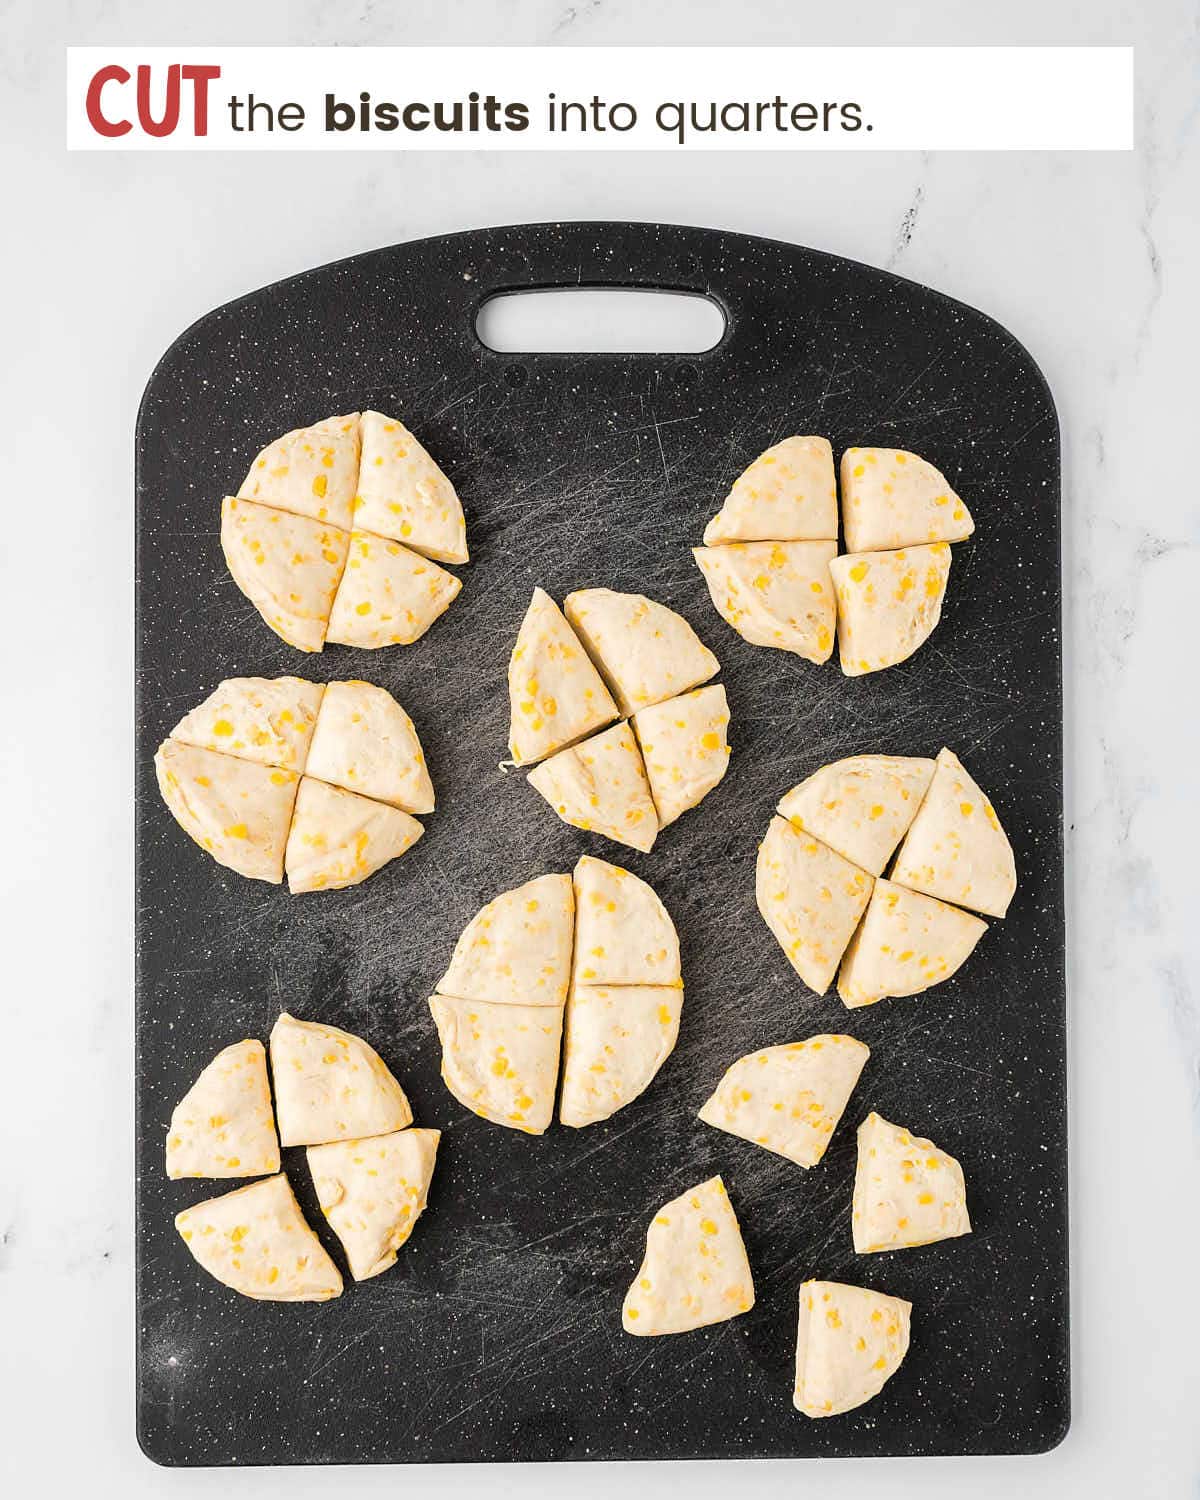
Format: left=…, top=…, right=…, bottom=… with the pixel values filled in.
left=135, top=222, right=1068, bottom=1466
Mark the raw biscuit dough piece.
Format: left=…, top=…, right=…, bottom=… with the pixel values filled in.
left=777, top=754, right=936, bottom=877
left=165, top=1039, right=281, bottom=1180
left=756, top=816, right=873, bottom=995
left=284, top=777, right=423, bottom=893
left=563, top=588, right=719, bottom=715
left=621, top=1175, right=755, bottom=1335
left=891, top=747, right=1017, bottom=918
left=841, top=447, right=974, bottom=553
left=429, top=993, right=562, bottom=1135
left=837, top=879, right=987, bottom=1009
left=304, top=680, right=435, bottom=815
left=692, top=540, right=837, bottom=664
left=703, top=436, right=838, bottom=545
left=793, top=1281, right=911, bottom=1417
left=527, top=720, right=659, bottom=855
left=220, top=495, right=349, bottom=653
left=559, top=984, right=684, bottom=1128
left=326, top=532, right=461, bottom=649
left=571, top=855, right=681, bottom=987
left=154, top=738, right=299, bottom=884
left=168, top=676, right=325, bottom=772
left=632, top=683, right=731, bottom=828
left=697, top=1035, right=869, bottom=1169
left=437, top=872, right=574, bottom=1009
left=174, top=1173, right=343, bottom=1302
left=507, top=588, right=620, bottom=766
left=852, top=1112, right=971, bottom=1253
left=308, top=1127, right=441, bottom=1281
left=829, top=543, right=951, bottom=677
left=269, top=1012, right=413, bottom=1146
left=238, top=412, right=361, bottom=531
left=353, top=409, right=468, bottom=565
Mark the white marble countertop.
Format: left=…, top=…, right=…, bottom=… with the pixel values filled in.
left=3, top=0, right=1197, bottom=1493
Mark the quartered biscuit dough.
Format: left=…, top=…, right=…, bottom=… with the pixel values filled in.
left=703, top=436, right=838, bottom=545
left=269, top=1013, right=413, bottom=1147
left=793, top=1281, right=911, bottom=1417
left=632, top=683, right=731, bottom=828
left=841, top=447, right=974, bottom=553
left=308, top=1127, right=441, bottom=1281
left=428, top=994, right=562, bottom=1135
left=304, top=679, right=435, bottom=815
left=352, top=410, right=469, bottom=565
left=165, top=1039, right=281, bottom=1180
left=325, top=532, right=461, bottom=649
left=622, top=1175, right=755, bottom=1335
left=527, top=719, right=659, bottom=855
left=175, top=1173, right=343, bottom=1302
left=571, top=855, right=681, bottom=987
left=697, top=1035, right=869, bottom=1168
left=692, top=540, right=837, bottom=663
left=284, top=777, right=423, bottom=893
left=756, top=815, right=874, bottom=995
left=776, top=754, right=936, bottom=877
left=852, top=1112, right=971, bottom=1253
left=168, top=676, right=324, bottom=772
left=438, top=872, right=574, bottom=1009
left=829, top=543, right=951, bottom=677
left=559, top=984, right=683, bottom=1128
left=507, top=588, right=620, bottom=766
left=891, top=747, right=1017, bottom=918
left=239, top=412, right=361, bottom=531
left=221, top=495, right=349, bottom=653
left=837, top=879, right=987, bottom=1009
left=563, top=587, right=719, bottom=715
left=154, top=738, right=299, bottom=884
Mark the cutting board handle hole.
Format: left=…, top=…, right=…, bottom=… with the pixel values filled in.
left=475, top=288, right=726, bottom=355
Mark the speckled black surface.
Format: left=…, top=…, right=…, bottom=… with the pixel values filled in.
left=135, top=222, right=1068, bottom=1467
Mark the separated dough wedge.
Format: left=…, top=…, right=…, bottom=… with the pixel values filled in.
left=284, top=777, right=423, bottom=893
left=559, top=984, right=683, bottom=1128
left=853, top=1112, right=971, bottom=1253
left=841, top=447, right=974, bottom=553
left=697, top=1035, right=869, bottom=1168
left=269, top=1013, right=413, bottom=1147
left=692, top=540, right=837, bottom=663
left=777, top=754, right=936, bottom=877
left=429, top=994, right=562, bottom=1134
left=527, top=720, right=659, bottom=855
left=437, top=872, right=574, bottom=1008
left=632, top=683, right=731, bottom=828
left=571, top=855, right=680, bottom=986
left=891, top=747, right=1017, bottom=918
left=622, top=1175, right=754, bottom=1335
left=508, top=588, right=619, bottom=765
left=305, top=680, right=434, bottom=815
left=830, top=543, right=951, bottom=677
left=563, top=588, right=719, bottom=715
left=165, top=1039, right=281, bottom=1180
left=756, top=816, right=873, bottom=995
left=837, top=879, right=986, bottom=1009
left=308, top=1127, right=440, bottom=1281
left=175, top=1173, right=343, bottom=1302
left=703, top=436, right=838, bottom=545
left=794, top=1281, right=910, bottom=1417
left=326, top=532, right=461, bottom=649
left=239, top=413, right=361, bottom=530
left=220, top=495, right=349, bottom=653
left=168, top=676, right=325, bottom=772
left=353, top=410, right=468, bottom=564
left=154, top=738, right=299, bottom=884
